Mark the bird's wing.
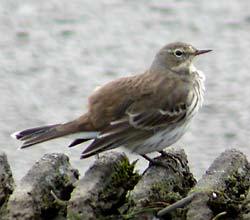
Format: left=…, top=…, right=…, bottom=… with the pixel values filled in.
left=81, top=93, right=191, bottom=158
left=126, top=103, right=187, bottom=130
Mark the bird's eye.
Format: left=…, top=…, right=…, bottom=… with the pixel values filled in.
left=174, top=49, right=183, bottom=57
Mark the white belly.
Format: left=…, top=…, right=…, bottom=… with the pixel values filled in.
left=130, top=124, right=188, bottom=155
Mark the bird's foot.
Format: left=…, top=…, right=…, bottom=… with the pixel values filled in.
left=141, top=154, right=178, bottom=172
left=158, top=150, right=185, bottom=168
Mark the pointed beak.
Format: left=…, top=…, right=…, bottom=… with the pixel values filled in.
left=194, top=49, right=212, bottom=56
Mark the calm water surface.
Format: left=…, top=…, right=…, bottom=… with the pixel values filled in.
left=1, top=0, right=250, bottom=181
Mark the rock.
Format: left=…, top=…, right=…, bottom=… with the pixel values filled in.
left=67, top=151, right=140, bottom=220
left=238, top=171, right=250, bottom=220
left=186, top=149, right=250, bottom=220
left=3, top=153, right=79, bottom=220
left=126, top=148, right=196, bottom=220
left=1, top=147, right=249, bottom=220
left=0, top=152, right=15, bottom=218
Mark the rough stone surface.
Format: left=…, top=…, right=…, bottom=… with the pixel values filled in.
left=185, top=192, right=213, bottom=220
left=240, top=184, right=250, bottom=220
left=67, top=151, right=140, bottom=220
left=1, top=148, right=250, bottom=220
left=126, top=148, right=196, bottom=220
left=3, top=153, right=79, bottom=220
left=0, top=152, right=14, bottom=218
left=187, top=149, right=250, bottom=220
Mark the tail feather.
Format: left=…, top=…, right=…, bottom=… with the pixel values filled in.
left=12, top=124, right=69, bottom=149
left=14, top=125, right=60, bottom=141
left=11, top=114, right=99, bottom=149
left=68, top=138, right=91, bottom=148
left=12, top=120, right=87, bottom=149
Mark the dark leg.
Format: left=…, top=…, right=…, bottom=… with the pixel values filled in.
left=141, top=154, right=177, bottom=172
left=158, top=150, right=185, bottom=168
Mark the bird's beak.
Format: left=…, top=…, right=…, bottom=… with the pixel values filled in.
left=195, top=49, right=212, bottom=56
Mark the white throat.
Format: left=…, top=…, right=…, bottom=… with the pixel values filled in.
left=189, top=63, right=205, bottom=81
left=189, top=63, right=206, bottom=110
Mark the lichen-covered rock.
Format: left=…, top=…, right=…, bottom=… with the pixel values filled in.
left=3, top=153, right=79, bottom=220
left=0, top=152, right=14, bottom=218
left=125, top=148, right=196, bottom=220
left=67, top=151, right=140, bottom=220
left=241, top=188, right=250, bottom=220
left=187, top=149, right=250, bottom=220
left=1, top=147, right=249, bottom=220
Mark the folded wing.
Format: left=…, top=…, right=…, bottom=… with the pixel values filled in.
left=80, top=102, right=187, bottom=158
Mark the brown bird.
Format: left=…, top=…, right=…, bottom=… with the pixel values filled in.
left=11, top=42, right=211, bottom=159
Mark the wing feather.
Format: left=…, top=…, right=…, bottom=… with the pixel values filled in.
left=81, top=103, right=187, bottom=158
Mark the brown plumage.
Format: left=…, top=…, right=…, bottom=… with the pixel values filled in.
left=11, top=42, right=211, bottom=158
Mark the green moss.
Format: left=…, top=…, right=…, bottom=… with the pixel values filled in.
left=95, top=157, right=141, bottom=218
left=67, top=211, right=84, bottom=220
left=123, top=181, right=185, bottom=219
left=149, top=181, right=183, bottom=203
left=111, top=159, right=141, bottom=190
left=99, top=158, right=140, bottom=201
left=39, top=163, right=78, bottom=219
left=225, top=172, right=249, bottom=200
left=40, top=190, right=67, bottom=219
left=208, top=190, right=240, bottom=217
left=208, top=170, right=250, bottom=218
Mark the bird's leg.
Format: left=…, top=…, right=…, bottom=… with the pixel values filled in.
left=141, top=154, right=177, bottom=172
left=158, top=150, right=185, bottom=168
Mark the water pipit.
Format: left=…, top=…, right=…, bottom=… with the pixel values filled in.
left=12, top=42, right=211, bottom=164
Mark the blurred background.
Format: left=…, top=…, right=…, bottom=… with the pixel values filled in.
left=1, top=0, right=250, bottom=181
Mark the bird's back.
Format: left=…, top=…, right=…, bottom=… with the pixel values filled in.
left=87, top=70, right=197, bottom=131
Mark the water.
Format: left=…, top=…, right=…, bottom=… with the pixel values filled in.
left=1, top=0, right=250, bottom=181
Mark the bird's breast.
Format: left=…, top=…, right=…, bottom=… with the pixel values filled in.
left=186, top=69, right=205, bottom=119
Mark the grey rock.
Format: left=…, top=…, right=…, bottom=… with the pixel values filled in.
left=0, top=152, right=14, bottom=217
left=3, top=153, right=79, bottom=220
left=127, top=148, right=196, bottom=220
left=67, top=151, right=140, bottom=220
left=187, top=149, right=250, bottom=220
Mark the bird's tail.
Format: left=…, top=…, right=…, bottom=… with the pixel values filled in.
left=11, top=114, right=97, bottom=149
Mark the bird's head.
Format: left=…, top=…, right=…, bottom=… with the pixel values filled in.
left=151, top=42, right=212, bottom=73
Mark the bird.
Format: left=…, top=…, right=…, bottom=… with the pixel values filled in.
left=11, top=42, right=211, bottom=160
